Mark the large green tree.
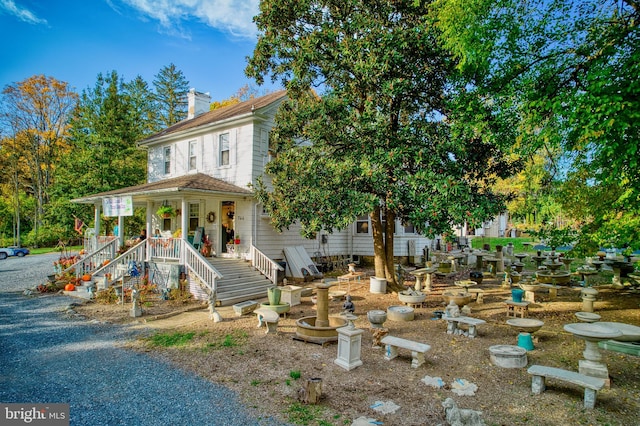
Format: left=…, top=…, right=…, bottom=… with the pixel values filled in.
left=247, top=0, right=520, bottom=290
left=153, top=63, right=189, bottom=127
left=56, top=71, right=148, bottom=202
left=432, top=0, right=640, bottom=251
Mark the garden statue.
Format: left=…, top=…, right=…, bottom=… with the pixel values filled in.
left=343, top=295, right=355, bottom=313
left=208, top=291, right=222, bottom=322
left=442, top=398, right=485, bottom=426
left=130, top=289, right=142, bottom=317
left=445, top=300, right=461, bottom=318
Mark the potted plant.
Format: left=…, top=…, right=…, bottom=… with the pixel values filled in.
left=234, top=234, right=241, bottom=245
left=157, top=204, right=175, bottom=218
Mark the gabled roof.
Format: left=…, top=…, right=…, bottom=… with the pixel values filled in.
left=72, top=173, right=253, bottom=204
left=139, top=90, right=288, bottom=144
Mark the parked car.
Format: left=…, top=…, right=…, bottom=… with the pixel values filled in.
left=0, top=246, right=30, bottom=259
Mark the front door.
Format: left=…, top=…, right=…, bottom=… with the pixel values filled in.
left=221, top=201, right=235, bottom=253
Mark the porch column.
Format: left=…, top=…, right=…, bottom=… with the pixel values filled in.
left=145, top=200, right=153, bottom=260
left=181, top=198, right=188, bottom=265
left=117, top=216, right=124, bottom=242
left=94, top=203, right=101, bottom=236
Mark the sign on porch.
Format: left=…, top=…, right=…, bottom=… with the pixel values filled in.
left=102, top=196, right=133, bottom=217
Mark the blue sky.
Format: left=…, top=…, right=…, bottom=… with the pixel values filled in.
left=0, top=0, right=279, bottom=100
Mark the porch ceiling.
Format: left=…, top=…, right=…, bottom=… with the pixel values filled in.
left=71, top=173, right=253, bottom=205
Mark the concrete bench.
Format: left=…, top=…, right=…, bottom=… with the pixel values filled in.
left=527, top=365, right=606, bottom=409
left=254, top=308, right=280, bottom=334
left=381, top=335, right=431, bottom=368
left=444, top=316, right=486, bottom=338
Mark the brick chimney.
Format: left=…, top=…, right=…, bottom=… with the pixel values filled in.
left=187, top=88, right=211, bottom=119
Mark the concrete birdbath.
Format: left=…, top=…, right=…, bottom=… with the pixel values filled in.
left=454, top=280, right=477, bottom=295
left=597, top=322, right=640, bottom=342
left=507, top=318, right=544, bottom=350
left=564, top=322, right=623, bottom=386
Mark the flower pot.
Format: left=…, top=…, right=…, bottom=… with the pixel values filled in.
left=234, top=239, right=241, bottom=244
left=511, top=288, right=524, bottom=303
left=369, top=277, right=387, bottom=294
left=267, top=286, right=281, bottom=305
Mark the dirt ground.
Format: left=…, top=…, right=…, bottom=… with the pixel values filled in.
left=71, top=267, right=640, bottom=426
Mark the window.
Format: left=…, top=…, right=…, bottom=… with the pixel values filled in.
left=163, top=146, right=171, bottom=175
left=219, top=133, right=229, bottom=166
left=189, top=140, right=197, bottom=171
left=356, top=215, right=369, bottom=234
left=404, top=222, right=415, bottom=234
left=188, top=203, right=199, bottom=233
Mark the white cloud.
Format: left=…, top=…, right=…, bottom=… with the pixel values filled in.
left=0, top=0, right=48, bottom=25
left=119, top=0, right=259, bottom=40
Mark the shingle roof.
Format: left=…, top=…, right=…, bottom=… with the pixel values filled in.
left=72, top=173, right=252, bottom=204
left=139, top=90, right=288, bottom=144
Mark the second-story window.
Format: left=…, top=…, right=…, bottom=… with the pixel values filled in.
left=356, top=215, right=369, bottom=234
left=189, top=140, right=197, bottom=171
left=163, top=146, right=171, bottom=175
left=220, top=133, right=229, bottom=166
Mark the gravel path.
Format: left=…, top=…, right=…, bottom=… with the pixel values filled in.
left=0, top=255, right=287, bottom=425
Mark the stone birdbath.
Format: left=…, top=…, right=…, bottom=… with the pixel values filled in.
left=531, top=254, right=547, bottom=269
left=590, top=259, right=605, bottom=271
left=608, top=260, right=631, bottom=288
left=597, top=322, right=640, bottom=342
left=507, top=318, right=544, bottom=349
left=563, top=322, right=623, bottom=387
left=398, top=289, right=427, bottom=308
left=519, top=282, right=540, bottom=303
left=473, top=250, right=489, bottom=271
left=454, top=280, right=477, bottom=295
left=410, top=267, right=436, bottom=292
left=560, top=257, right=574, bottom=271
left=514, top=253, right=529, bottom=264
left=575, top=311, right=601, bottom=323
left=576, top=266, right=599, bottom=287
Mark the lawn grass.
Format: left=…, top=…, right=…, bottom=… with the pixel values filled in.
left=469, top=236, right=538, bottom=252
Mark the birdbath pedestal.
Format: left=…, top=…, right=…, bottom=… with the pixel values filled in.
left=564, top=322, right=622, bottom=387
left=560, top=257, right=574, bottom=271
left=577, top=267, right=598, bottom=287
left=514, top=253, right=528, bottom=265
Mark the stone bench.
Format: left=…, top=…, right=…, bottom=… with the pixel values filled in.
left=232, top=300, right=259, bottom=316
left=444, top=316, right=486, bottom=338
left=254, top=308, right=280, bottom=334
left=527, top=365, right=606, bottom=409
left=381, top=335, right=431, bottom=368
left=504, top=300, right=530, bottom=318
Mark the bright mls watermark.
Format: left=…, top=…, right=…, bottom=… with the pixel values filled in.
left=1, top=404, right=69, bottom=425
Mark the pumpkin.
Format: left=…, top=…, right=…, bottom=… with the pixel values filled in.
left=102, top=259, right=110, bottom=266
left=64, top=283, right=76, bottom=291
left=82, top=273, right=92, bottom=281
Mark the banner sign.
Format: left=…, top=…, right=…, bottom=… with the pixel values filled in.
left=102, top=196, right=133, bottom=217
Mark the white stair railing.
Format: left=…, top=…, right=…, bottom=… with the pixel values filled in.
left=90, top=240, right=147, bottom=285
left=183, top=242, right=222, bottom=294
left=250, top=245, right=284, bottom=285
left=61, top=237, right=120, bottom=278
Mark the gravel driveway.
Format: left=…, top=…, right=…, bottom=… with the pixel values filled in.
left=0, top=254, right=287, bottom=425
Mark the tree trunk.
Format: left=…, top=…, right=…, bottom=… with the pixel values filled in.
left=370, top=207, right=386, bottom=280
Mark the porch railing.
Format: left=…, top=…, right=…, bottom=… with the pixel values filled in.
left=148, top=237, right=181, bottom=261
left=90, top=240, right=147, bottom=285
left=183, top=242, right=222, bottom=295
left=60, top=237, right=120, bottom=277
left=250, top=245, right=284, bottom=285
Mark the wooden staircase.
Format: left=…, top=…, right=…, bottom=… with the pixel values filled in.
left=208, top=257, right=274, bottom=306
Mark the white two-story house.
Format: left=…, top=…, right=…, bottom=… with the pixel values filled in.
left=73, top=89, right=444, bottom=303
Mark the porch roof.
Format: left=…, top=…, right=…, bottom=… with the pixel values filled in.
left=71, top=173, right=253, bottom=204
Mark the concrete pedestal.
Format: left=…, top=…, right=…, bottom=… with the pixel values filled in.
left=334, top=325, right=364, bottom=371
